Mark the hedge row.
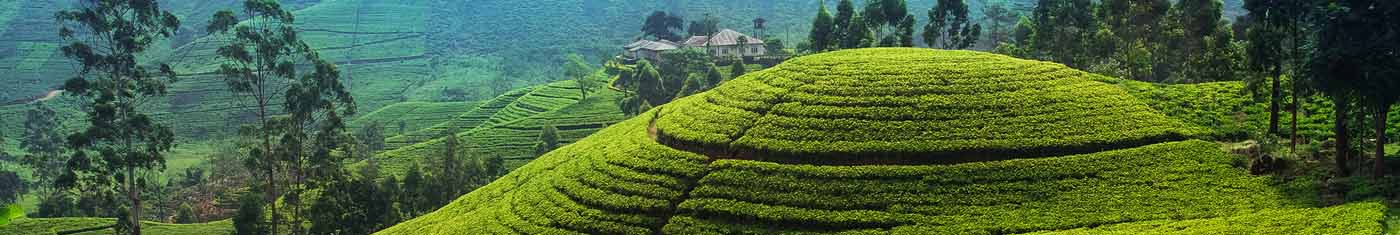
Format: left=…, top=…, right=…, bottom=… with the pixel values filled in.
left=671, top=141, right=1305, bottom=233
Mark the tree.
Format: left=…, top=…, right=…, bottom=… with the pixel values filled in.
left=565, top=54, right=597, bottom=100
left=689, top=14, right=721, bottom=37
left=54, top=1, right=181, bottom=233
left=809, top=2, right=836, bottom=52
left=1311, top=0, right=1400, bottom=178
left=833, top=0, right=857, bottom=49
left=730, top=61, right=748, bottom=80
left=842, top=15, right=875, bottom=49
left=863, top=0, right=908, bottom=41
left=982, top=0, right=1021, bottom=45
left=400, top=163, right=428, bottom=216
left=209, top=1, right=357, bottom=232
left=20, top=102, right=65, bottom=198
left=896, top=15, right=916, bottom=47
left=1028, top=0, right=1099, bottom=68
left=534, top=124, right=560, bottom=157
left=491, top=75, right=513, bottom=96
left=360, top=121, right=386, bottom=154
left=925, top=0, right=981, bottom=49
left=426, top=131, right=470, bottom=209
left=484, top=155, right=506, bottom=179
left=643, top=11, right=685, bottom=41
left=635, top=60, right=666, bottom=106
left=307, top=172, right=394, bottom=235
left=676, top=73, right=705, bottom=98
left=705, top=64, right=725, bottom=89
left=1244, top=0, right=1288, bottom=136
left=0, top=172, right=20, bottom=204
left=233, top=192, right=267, bottom=235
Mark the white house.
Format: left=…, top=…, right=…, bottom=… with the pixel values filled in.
left=623, top=29, right=765, bottom=62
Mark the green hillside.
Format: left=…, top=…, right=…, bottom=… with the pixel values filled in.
left=377, top=48, right=1383, bottom=234
left=368, top=78, right=629, bottom=174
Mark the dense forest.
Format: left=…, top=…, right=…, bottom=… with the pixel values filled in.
left=0, top=0, right=1398, bottom=234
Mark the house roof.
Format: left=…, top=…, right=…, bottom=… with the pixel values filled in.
left=624, top=39, right=680, bottom=51
left=683, top=29, right=764, bottom=47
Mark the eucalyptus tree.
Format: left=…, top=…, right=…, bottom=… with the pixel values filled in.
left=832, top=0, right=856, bottom=49
left=924, top=0, right=981, bottom=49
left=809, top=1, right=835, bottom=52
left=564, top=54, right=596, bottom=99
left=1311, top=0, right=1400, bottom=178
left=20, top=102, right=65, bottom=198
left=53, top=0, right=181, bottom=233
left=209, top=0, right=356, bottom=233
left=1244, top=0, right=1289, bottom=136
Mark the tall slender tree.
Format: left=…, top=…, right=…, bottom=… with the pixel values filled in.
left=982, top=0, right=1021, bottom=46
left=565, top=54, right=596, bottom=99
left=209, top=1, right=356, bottom=233
left=809, top=1, right=836, bottom=52
left=1312, top=0, right=1400, bottom=178
left=53, top=1, right=181, bottom=233
left=20, top=102, right=65, bottom=199
left=1244, top=0, right=1289, bottom=136
left=842, top=15, right=875, bottom=49
left=832, top=0, right=857, bottom=49
left=924, top=0, right=981, bottom=49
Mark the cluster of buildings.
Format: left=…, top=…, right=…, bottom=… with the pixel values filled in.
left=623, top=29, right=767, bottom=62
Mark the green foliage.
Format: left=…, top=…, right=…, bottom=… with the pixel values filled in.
left=924, top=0, right=981, bottom=49
left=1093, top=76, right=1266, bottom=140
left=642, top=11, right=685, bottom=42
left=233, top=193, right=266, bottom=235
left=208, top=1, right=358, bottom=232
left=728, top=61, right=748, bottom=80
left=360, top=121, right=387, bottom=154
left=565, top=54, right=597, bottom=100
left=53, top=1, right=182, bottom=233
left=808, top=2, right=836, bottom=52
left=534, top=124, right=560, bottom=156
left=19, top=102, right=64, bottom=197
left=687, top=14, right=721, bottom=37
left=307, top=172, right=397, bottom=235
left=0, top=172, right=19, bottom=204
left=841, top=15, right=875, bottom=49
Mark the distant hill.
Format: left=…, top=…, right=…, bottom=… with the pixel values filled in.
left=0, top=0, right=1246, bottom=101
left=376, top=48, right=1381, bottom=234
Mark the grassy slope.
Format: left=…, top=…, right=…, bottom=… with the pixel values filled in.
left=0, top=218, right=233, bottom=235
left=368, top=78, right=628, bottom=175
left=347, top=101, right=480, bottom=134
left=1093, top=76, right=1267, bottom=140
left=379, top=49, right=1380, bottom=234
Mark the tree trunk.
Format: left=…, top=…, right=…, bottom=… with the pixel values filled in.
left=128, top=166, right=141, bottom=235
left=1336, top=95, right=1351, bottom=177
left=1269, top=69, right=1282, bottom=135
left=1375, top=102, right=1390, bottom=178
left=1292, top=84, right=1299, bottom=154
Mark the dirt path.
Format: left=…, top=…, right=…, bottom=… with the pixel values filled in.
left=37, top=90, right=62, bottom=101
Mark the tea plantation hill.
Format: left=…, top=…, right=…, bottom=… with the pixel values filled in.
left=359, top=78, right=630, bottom=175
left=376, top=48, right=1384, bottom=235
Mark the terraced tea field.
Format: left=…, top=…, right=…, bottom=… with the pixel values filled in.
left=368, top=78, right=628, bottom=175
left=377, top=48, right=1385, bottom=235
